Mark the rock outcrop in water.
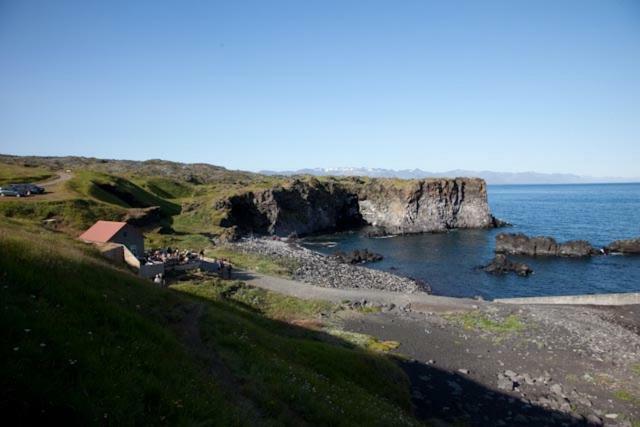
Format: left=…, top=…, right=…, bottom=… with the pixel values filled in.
left=222, top=177, right=498, bottom=237
left=482, top=254, right=533, bottom=277
left=605, top=238, right=640, bottom=254
left=331, top=249, right=383, bottom=264
left=495, top=233, right=598, bottom=257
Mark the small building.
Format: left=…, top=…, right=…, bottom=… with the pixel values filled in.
left=79, top=221, right=144, bottom=257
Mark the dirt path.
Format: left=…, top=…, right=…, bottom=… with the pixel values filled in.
left=235, top=269, right=483, bottom=313
left=38, top=171, right=73, bottom=188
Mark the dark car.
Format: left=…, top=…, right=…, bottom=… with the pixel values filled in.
left=0, top=185, right=28, bottom=197
left=9, top=183, right=45, bottom=195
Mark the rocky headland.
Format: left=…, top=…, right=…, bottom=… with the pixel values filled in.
left=227, top=238, right=429, bottom=294
left=219, top=177, right=501, bottom=238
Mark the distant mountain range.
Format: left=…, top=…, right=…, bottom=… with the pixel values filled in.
left=258, top=167, right=638, bottom=185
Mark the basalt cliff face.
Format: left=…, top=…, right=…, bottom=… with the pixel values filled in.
left=354, top=178, right=494, bottom=233
left=221, top=177, right=496, bottom=238
left=220, top=180, right=363, bottom=237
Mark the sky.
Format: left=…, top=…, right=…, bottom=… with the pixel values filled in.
left=1, top=0, right=639, bottom=177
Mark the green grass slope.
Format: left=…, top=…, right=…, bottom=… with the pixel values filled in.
left=0, top=163, right=53, bottom=185
left=66, top=171, right=180, bottom=216
left=0, top=199, right=125, bottom=231
left=0, top=222, right=421, bottom=426
left=139, top=178, right=194, bottom=199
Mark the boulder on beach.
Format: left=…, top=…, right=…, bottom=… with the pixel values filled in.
left=482, top=254, right=533, bottom=277
left=495, top=233, right=597, bottom=257
left=605, top=238, right=640, bottom=254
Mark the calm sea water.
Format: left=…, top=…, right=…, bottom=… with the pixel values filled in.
left=302, top=183, right=640, bottom=299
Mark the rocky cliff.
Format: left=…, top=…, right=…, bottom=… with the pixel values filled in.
left=220, top=179, right=363, bottom=236
left=220, top=177, right=496, bottom=238
left=353, top=178, right=494, bottom=233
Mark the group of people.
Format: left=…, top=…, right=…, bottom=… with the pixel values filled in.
left=143, top=247, right=203, bottom=266
left=143, top=247, right=234, bottom=280
left=211, top=258, right=233, bottom=279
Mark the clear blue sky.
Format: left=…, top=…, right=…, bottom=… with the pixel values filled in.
left=1, top=0, right=639, bottom=177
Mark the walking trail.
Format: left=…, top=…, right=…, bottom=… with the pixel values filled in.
left=235, top=269, right=482, bottom=313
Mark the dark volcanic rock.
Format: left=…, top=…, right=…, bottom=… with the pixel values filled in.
left=491, top=216, right=511, bottom=228
left=331, top=249, right=383, bottom=264
left=495, top=233, right=598, bottom=257
left=482, top=254, right=533, bottom=277
left=556, top=240, right=597, bottom=257
left=223, top=179, right=364, bottom=237
left=605, top=238, right=640, bottom=254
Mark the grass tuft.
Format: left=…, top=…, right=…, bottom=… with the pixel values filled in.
left=324, top=328, right=401, bottom=353
left=447, top=311, right=525, bottom=334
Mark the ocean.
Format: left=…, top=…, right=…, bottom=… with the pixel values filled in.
left=302, top=183, right=640, bottom=300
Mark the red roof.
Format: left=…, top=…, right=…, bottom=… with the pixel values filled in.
left=79, top=221, right=128, bottom=243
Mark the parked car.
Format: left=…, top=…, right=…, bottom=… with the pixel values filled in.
left=10, top=183, right=45, bottom=195
left=0, top=185, right=28, bottom=197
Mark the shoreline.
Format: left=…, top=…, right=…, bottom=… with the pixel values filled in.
left=226, top=237, right=430, bottom=294
left=229, top=236, right=640, bottom=305
left=229, top=243, right=640, bottom=425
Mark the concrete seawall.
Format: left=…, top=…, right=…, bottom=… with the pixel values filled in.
left=495, top=292, right=640, bottom=306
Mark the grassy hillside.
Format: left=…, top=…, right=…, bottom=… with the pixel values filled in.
left=0, top=157, right=289, bottom=241
left=66, top=171, right=181, bottom=216
left=0, top=162, right=53, bottom=185
left=139, top=177, right=194, bottom=199
left=0, top=221, right=421, bottom=426
left=0, top=199, right=125, bottom=231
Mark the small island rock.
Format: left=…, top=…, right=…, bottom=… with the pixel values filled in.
left=482, top=254, right=533, bottom=277
left=495, top=233, right=597, bottom=257
left=605, top=238, right=640, bottom=254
